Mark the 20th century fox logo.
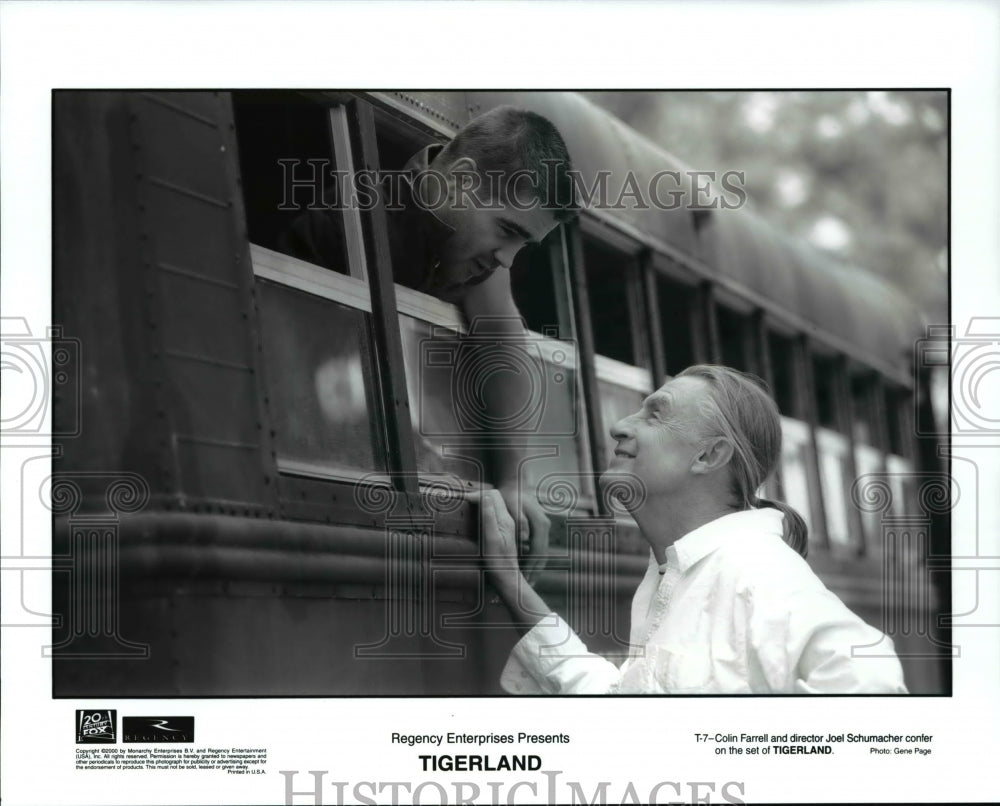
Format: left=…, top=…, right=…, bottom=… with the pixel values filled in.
left=76, top=710, right=116, bottom=743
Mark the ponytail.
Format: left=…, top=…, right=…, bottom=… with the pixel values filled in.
left=755, top=498, right=809, bottom=558
left=676, top=365, right=810, bottom=560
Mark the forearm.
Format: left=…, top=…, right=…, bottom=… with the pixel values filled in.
left=495, top=574, right=623, bottom=695
left=479, top=317, right=531, bottom=487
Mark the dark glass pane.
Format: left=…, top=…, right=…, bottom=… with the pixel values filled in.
left=510, top=241, right=561, bottom=337
left=583, top=236, right=635, bottom=364
left=398, top=315, right=488, bottom=481
left=718, top=306, right=749, bottom=371
left=851, top=374, right=876, bottom=447
left=812, top=355, right=838, bottom=431
left=233, top=91, right=351, bottom=274
left=768, top=332, right=797, bottom=417
left=257, top=279, right=383, bottom=474
left=399, top=316, right=585, bottom=492
left=656, top=276, right=695, bottom=376
left=886, top=387, right=908, bottom=456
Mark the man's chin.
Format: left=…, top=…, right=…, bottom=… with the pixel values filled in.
left=597, top=467, right=647, bottom=512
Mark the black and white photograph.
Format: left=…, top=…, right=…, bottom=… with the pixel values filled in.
left=48, top=87, right=950, bottom=698
left=2, top=3, right=999, bottom=805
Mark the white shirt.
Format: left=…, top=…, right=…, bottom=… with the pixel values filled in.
left=500, top=508, right=908, bottom=694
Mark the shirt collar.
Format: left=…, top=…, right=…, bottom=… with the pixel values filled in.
left=400, top=144, right=455, bottom=243
left=662, top=507, right=786, bottom=573
left=391, top=145, right=457, bottom=293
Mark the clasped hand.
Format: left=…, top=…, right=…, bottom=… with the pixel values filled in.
left=484, top=485, right=550, bottom=584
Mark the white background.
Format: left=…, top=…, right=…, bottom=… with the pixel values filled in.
left=2, top=1, right=998, bottom=804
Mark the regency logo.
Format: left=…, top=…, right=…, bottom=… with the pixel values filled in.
left=122, top=716, right=195, bottom=743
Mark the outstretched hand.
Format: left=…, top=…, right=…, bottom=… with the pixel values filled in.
left=478, top=488, right=553, bottom=635
left=480, top=489, right=518, bottom=576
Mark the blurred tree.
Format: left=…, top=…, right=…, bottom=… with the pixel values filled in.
left=582, top=91, right=948, bottom=323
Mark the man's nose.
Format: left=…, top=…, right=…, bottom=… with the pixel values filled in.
left=610, top=415, right=635, bottom=442
left=493, top=243, right=520, bottom=270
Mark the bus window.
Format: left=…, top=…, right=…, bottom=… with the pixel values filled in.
left=815, top=427, right=851, bottom=547
left=886, top=385, right=911, bottom=458
left=656, top=274, right=697, bottom=376
left=580, top=234, right=653, bottom=476
left=810, top=354, right=857, bottom=549
left=767, top=332, right=798, bottom=418
left=812, top=355, right=839, bottom=431
left=583, top=234, right=637, bottom=365
left=256, top=278, right=385, bottom=477
left=397, top=314, right=487, bottom=481
left=233, top=91, right=352, bottom=276
left=510, top=231, right=592, bottom=504
left=779, top=416, right=814, bottom=537
left=851, top=373, right=880, bottom=448
left=718, top=306, right=751, bottom=373
left=398, top=311, right=590, bottom=503
left=238, top=94, right=386, bottom=484
left=849, top=372, right=889, bottom=543
left=510, top=239, right=562, bottom=338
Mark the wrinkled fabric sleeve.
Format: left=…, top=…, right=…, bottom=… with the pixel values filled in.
left=749, top=581, right=909, bottom=694
left=500, top=614, right=622, bottom=694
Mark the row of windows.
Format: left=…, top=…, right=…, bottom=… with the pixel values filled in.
left=231, top=91, right=916, bottom=555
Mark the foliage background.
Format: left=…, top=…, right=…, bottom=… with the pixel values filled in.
left=584, top=91, right=948, bottom=324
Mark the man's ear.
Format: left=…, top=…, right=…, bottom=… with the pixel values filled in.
left=443, top=156, right=480, bottom=206
left=691, top=437, right=734, bottom=475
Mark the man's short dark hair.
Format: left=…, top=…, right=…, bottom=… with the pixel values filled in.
left=440, top=105, right=579, bottom=222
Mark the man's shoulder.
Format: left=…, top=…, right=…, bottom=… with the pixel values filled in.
left=709, top=533, right=822, bottom=595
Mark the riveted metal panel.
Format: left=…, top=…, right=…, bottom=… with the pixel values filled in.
left=378, top=90, right=471, bottom=132
left=142, top=179, right=239, bottom=287
left=54, top=92, right=144, bottom=478
left=132, top=93, right=231, bottom=202
left=127, top=91, right=278, bottom=512
left=154, top=269, right=249, bottom=364
left=159, top=356, right=259, bottom=444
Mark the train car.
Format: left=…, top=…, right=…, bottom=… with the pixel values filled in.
left=51, top=89, right=949, bottom=696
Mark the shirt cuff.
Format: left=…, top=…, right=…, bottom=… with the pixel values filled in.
left=500, top=613, right=620, bottom=695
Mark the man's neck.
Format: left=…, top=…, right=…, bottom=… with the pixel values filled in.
left=630, top=494, right=740, bottom=565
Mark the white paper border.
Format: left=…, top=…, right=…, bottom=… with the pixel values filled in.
left=2, top=2, right=998, bottom=804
